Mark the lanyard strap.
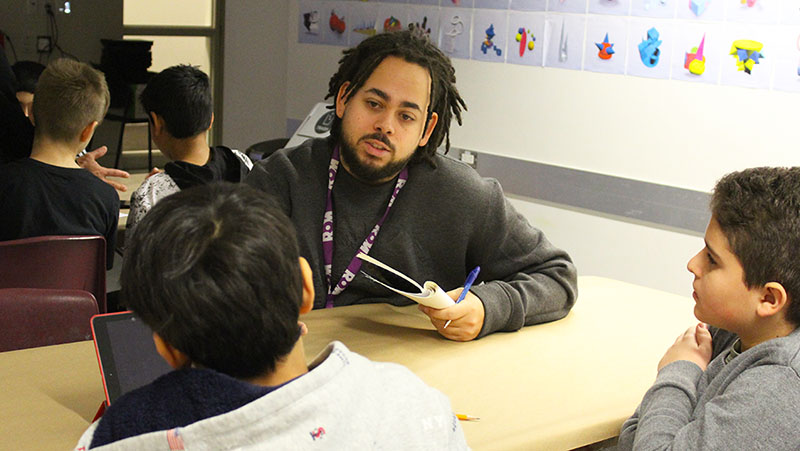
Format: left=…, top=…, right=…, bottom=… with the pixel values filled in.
left=322, top=146, right=408, bottom=308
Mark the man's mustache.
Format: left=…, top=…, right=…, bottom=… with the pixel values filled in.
left=358, top=133, right=395, bottom=152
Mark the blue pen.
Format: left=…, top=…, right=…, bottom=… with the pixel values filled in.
left=443, top=266, right=481, bottom=329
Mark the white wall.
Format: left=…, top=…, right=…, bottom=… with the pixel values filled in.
left=222, top=0, right=289, bottom=151
left=510, top=196, right=701, bottom=296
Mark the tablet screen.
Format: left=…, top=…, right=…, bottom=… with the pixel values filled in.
left=91, top=312, right=172, bottom=404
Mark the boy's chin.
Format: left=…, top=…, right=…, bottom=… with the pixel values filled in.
left=693, top=305, right=707, bottom=323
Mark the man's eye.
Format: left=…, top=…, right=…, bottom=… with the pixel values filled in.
left=366, top=100, right=379, bottom=108
left=706, top=252, right=716, bottom=265
left=401, top=114, right=414, bottom=122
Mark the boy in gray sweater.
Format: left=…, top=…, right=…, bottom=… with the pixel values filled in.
left=618, top=167, right=800, bottom=450
left=75, top=183, right=466, bottom=450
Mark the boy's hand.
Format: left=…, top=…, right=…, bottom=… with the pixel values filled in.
left=77, top=146, right=131, bottom=191
left=146, top=167, right=164, bottom=179
left=418, top=288, right=484, bottom=341
left=658, top=323, right=713, bottom=371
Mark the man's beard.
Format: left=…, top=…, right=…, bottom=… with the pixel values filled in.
left=339, top=132, right=412, bottom=184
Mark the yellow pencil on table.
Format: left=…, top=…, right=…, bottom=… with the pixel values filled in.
left=456, top=414, right=480, bottom=421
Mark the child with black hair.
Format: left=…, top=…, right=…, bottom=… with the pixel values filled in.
left=618, top=167, right=800, bottom=450
left=75, top=183, right=467, bottom=450
left=127, top=64, right=251, bottom=234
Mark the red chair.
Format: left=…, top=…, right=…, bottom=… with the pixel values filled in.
left=0, top=288, right=98, bottom=352
left=0, top=235, right=107, bottom=312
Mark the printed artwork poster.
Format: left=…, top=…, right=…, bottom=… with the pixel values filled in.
left=779, top=0, right=800, bottom=25
left=506, top=12, right=546, bottom=66
left=548, top=0, right=588, bottom=14
left=348, top=2, right=379, bottom=47
left=626, top=19, right=673, bottom=79
left=321, top=1, right=350, bottom=47
left=676, top=0, right=724, bottom=22
left=583, top=16, right=629, bottom=74
left=630, top=0, right=678, bottom=19
left=670, top=23, right=723, bottom=85
left=543, top=13, right=586, bottom=70
left=442, top=0, right=476, bottom=7
left=771, top=28, right=800, bottom=93
left=510, top=0, right=546, bottom=11
left=472, top=9, right=509, bottom=63
left=377, top=4, right=409, bottom=35
left=589, top=0, right=632, bottom=16
left=727, top=0, right=779, bottom=25
left=298, top=0, right=324, bottom=45
left=407, top=6, right=442, bottom=46
left=475, top=0, right=511, bottom=8
left=719, top=25, right=774, bottom=90
left=440, top=8, right=473, bottom=59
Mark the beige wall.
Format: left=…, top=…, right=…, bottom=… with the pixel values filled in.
left=222, top=0, right=289, bottom=151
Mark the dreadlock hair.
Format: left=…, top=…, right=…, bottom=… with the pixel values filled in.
left=325, top=28, right=467, bottom=168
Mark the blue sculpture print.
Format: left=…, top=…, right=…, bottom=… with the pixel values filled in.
left=638, top=27, right=662, bottom=68
left=481, top=24, right=502, bottom=56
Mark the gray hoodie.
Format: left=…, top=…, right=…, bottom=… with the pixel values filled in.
left=618, top=327, right=800, bottom=450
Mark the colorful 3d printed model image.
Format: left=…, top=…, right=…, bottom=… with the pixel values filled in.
left=303, top=10, right=320, bottom=34
left=353, top=21, right=377, bottom=37
left=596, top=33, right=615, bottom=60
left=516, top=27, right=536, bottom=57
left=480, top=24, right=502, bottom=56
left=690, top=0, right=710, bottom=16
left=559, top=20, right=568, bottom=62
left=730, top=39, right=764, bottom=74
left=383, top=16, right=402, bottom=33
left=741, top=0, right=756, bottom=6
left=684, top=34, right=706, bottom=75
left=638, top=27, right=662, bottom=67
left=443, top=15, right=465, bottom=54
left=329, top=11, right=346, bottom=34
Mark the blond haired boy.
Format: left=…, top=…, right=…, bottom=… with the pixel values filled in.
left=0, top=58, right=118, bottom=267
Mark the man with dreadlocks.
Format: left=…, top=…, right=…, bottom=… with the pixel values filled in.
left=246, top=29, right=577, bottom=341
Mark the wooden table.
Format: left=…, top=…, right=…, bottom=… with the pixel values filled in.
left=0, top=276, right=696, bottom=450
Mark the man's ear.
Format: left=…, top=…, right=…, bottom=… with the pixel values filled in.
left=78, top=121, right=99, bottom=144
left=335, top=82, right=351, bottom=119
left=152, top=332, right=191, bottom=369
left=298, top=257, right=315, bottom=314
left=417, top=111, right=439, bottom=148
left=756, top=282, right=789, bottom=319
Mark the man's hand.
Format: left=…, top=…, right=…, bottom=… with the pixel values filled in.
left=418, top=288, right=485, bottom=341
left=76, top=146, right=131, bottom=191
left=658, top=323, right=713, bottom=371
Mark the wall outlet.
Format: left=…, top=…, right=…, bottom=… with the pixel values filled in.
left=37, top=35, right=51, bottom=53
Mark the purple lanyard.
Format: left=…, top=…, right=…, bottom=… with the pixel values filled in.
left=322, top=146, right=408, bottom=308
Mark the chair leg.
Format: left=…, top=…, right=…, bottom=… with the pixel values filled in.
left=114, top=119, right=126, bottom=169
left=147, top=122, right=152, bottom=171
